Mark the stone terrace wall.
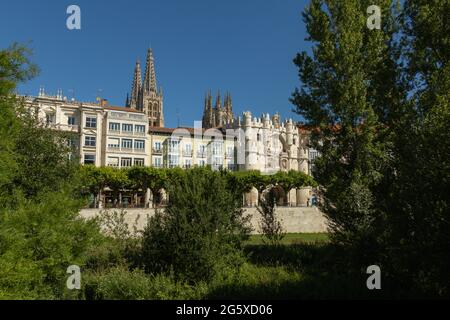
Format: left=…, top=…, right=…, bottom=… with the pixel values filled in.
left=80, top=206, right=329, bottom=235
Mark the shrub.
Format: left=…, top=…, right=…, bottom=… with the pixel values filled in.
left=0, top=191, right=103, bottom=299
left=141, top=167, right=252, bottom=283
left=81, top=267, right=207, bottom=300
left=257, top=188, right=285, bottom=245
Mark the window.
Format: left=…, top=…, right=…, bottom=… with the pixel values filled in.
left=197, top=145, right=206, bottom=157
left=109, top=122, right=120, bottom=131
left=107, top=157, right=119, bottom=167
left=168, top=140, right=179, bottom=153
left=154, top=142, right=161, bottom=151
left=84, top=154, right=95, bottom=165
left=121, top=157, right=132, bottom=167
left=122, top=123, right=133, bottom=133
left=135, top=125, right=145, bottom=133
left=67, top=136, right=77, bottom=148
left=107, top=138, right=120, bottom=149
left=46, top=113, right=55, bottom=125
left=84, top=136, right=96, bottom=147
left=257, top=133, right=261, bottom=141
left=68, top=116, right=76, bottom=126
left=85, top=117, right=97, bottom=128
left=134, top=140, right=145, bottom=150
left=212, top=142, right=223, bottom=156
left=168, top=154, right=179, bottom=168
left=227, top=146, right=234, bottom=157
left=184, top=159, right=192, bottom=168
left=134, top=158, right=145, bottom=166
left=153, top=157, right=162, bottom=168
left=122, top=139, right=132, bottom=149
left=183, top=144, right=192, bottom=157
left=198, top=159, right=206, bottom=167
left=227, top=163, right=235, bottom=171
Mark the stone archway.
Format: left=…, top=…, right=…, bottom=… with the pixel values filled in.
left=271, top=185, right=287, bottom=206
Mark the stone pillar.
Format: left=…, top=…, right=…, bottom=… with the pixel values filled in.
left=160, top=189, right=168, bottom=205
left=244, top=187, right=258, bottom=207
left=98, top=191, right=103, bottom=209
left=288, top=189, right=297, bottom=206
left=297, top=187, right=310, bottom=206
left=252, top=187, right=258, bottom=206
left=145, top=188, right=151, bottom=208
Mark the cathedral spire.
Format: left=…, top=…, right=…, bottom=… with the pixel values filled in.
left=143, top=48, right=157, bottom=94
left=130, top=60, right=142, bottom=109
left=225, top=92, right=232, bottom=113
left=215, top=89, right=221, bottom=109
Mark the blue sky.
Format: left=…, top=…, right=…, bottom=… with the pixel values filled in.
left=0, top=0, right=311, bottom=128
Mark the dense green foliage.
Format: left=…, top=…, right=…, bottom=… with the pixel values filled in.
left=1, top=0, right=447, bottom=299
left=0, top=44, right=102, bottom=299
left=256, top=188, right=285, bottom=245
left=292, top=0, right=449, bottom=296
left=80, top=166, right=316, bottom=201
left=140, top=168, right=252, bottom=283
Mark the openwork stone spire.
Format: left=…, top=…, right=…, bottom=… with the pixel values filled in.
left=143, top=48, right=157, bottom=94
left=130, top=60, right=142, bottom=110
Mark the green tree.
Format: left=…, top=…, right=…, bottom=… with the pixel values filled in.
left=0, top=44, right=37, bottom=196
left=0, top=44, right=102, bottom=298
left=379, top=0, right=450, bottom=295
left=256, top=188, right=285, bottom=245
left=141, top=167, right=252, bottom=283
left=292, top=0, right=449, bottom=296
left=291, top=0, right=403, bottom=268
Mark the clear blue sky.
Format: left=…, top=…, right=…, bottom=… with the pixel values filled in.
left=0, top=0, right=311, bottom=128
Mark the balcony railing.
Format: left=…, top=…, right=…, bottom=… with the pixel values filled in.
left=107, top=146, right=120, bottom=152
left=182, top=150, right=193, bottom=157
left=152, top=148, right=163, bottom=155
left=197, top=151, right=206, bottom=158
left=107, top=146, right=142, bottom=153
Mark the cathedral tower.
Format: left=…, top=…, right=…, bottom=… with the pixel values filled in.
left=126, top=48, right=164, bottom=127
left=201, top=90, right=234, bottom=128
left=129, top=60, right=142, bottom=110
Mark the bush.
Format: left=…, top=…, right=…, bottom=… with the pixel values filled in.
left=257, top=188, right=285, bottom=245
left=84, top=209, right=142, bottom=272
left=0, top=191, right=102, bottom=299
left=141, top=167, right=252, bottom=283
left=81, top=267, right=207, bottom=300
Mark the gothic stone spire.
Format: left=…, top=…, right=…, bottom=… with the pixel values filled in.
left=143, top=48, right=157, bottom=94
left=130, top=60, right=142, bottom=110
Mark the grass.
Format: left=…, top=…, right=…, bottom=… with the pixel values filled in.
left=245, top=233, right=329, bottom=245
left=80, top=232, right=409, bottom=300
